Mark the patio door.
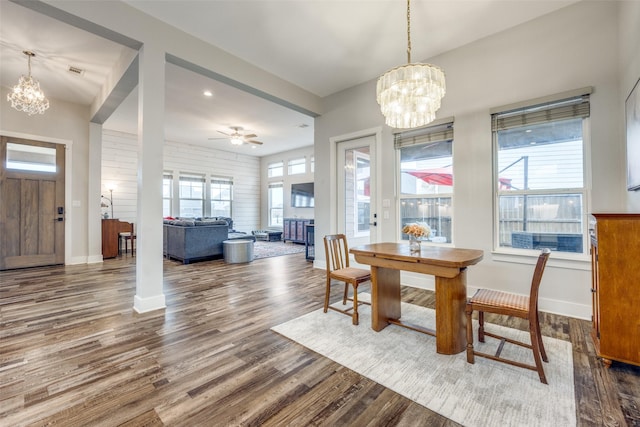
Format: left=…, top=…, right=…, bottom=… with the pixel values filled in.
left=0, top=136, right=65, bottom=270
left=336, top=135, right=377, bottom=247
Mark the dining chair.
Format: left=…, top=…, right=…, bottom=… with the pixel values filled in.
left=118, top=223, right=136, bottom=256
left=465, top=248, right=551, bottom=384
left=323, top=234, right=371, bottom=325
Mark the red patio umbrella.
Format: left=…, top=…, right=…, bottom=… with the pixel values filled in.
left=405, top=166, right=512, bottom=188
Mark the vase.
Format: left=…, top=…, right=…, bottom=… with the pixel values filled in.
left=409, top=235, right=421, bottom=253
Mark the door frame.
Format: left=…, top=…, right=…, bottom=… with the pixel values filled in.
left=329, top=127, right=383, bottom=244
left=1, top=130, right=73, bottom=265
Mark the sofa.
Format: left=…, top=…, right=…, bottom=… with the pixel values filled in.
left=163, top=217, right=255, bottom=264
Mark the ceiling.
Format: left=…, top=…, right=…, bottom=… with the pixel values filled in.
left=1, top=0, right=579, bottom=157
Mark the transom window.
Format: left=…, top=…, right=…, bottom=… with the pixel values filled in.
left=288, top=157, right=306, bottom=175
left=493, top=92, right=590, bottom=254
left=396, top=121, right=454, bottom=243
left=6, top=142, right=56, bottom=173
left=268, top=161, right=283, bottom=178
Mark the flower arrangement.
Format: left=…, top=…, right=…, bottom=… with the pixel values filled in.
left=402, top=222, right=431, bottom=239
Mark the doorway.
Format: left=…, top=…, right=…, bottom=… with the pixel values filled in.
left=335, top=131, right=379, bottom=248
left=0, top=136, right=65, bottom=270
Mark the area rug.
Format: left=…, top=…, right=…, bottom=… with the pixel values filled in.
left=253, top=240, right=306, bottom=259
left=272, top=293, right=576, bottom=427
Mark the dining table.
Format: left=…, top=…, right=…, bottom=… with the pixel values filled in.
left=350, top=242, right=484, bottom=355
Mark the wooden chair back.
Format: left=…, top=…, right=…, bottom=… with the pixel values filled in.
left=324, top=234, right=350, bottom=273
left=528, top=248, right=551, bottom=314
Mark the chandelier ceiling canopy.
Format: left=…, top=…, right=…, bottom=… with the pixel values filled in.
left=376, top=0, right=445, bottom=129
left=7, top=50, right=50, bottom=116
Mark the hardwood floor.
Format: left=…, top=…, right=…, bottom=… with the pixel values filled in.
left=1, top=254, right=639, bottom=426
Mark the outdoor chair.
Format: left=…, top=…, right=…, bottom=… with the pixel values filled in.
left=323, top=234, right=371, bottom=325
left=465, top=248, right=551, bottom=384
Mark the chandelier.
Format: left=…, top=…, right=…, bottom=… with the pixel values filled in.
left=376, top=0, right=445, bottom=129
left=7, top=51, right=50, bottom=116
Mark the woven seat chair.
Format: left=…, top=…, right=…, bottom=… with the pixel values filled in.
left=323, top=234, right=371, bottom=325
left=465, top=248, right=551, bottom=384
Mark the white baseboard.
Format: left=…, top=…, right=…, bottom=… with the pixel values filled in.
left=371, top=271, right=592, bottom=320
left=87, top=255, right=104, bottom=264
left=134, top=294, right=166, bottom=313
left=67, top=256, right=88, bottom=265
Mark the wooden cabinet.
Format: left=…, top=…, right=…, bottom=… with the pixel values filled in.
left=589, top=213, right=640, bottom=367
left=102, top=219, right=133, bottom=259
left=305, top=224, right=315, bottom=261
left=283, top=218, right=312, bottom=244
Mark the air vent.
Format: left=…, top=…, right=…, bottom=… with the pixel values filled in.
left=68, top=66, right=85, bottom=76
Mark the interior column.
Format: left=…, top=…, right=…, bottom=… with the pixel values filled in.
left=87, top=122, right=104, bottom=263
left=134, top=42, right=166, bottom=313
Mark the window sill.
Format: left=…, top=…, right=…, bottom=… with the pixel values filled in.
left=491, top=248, right=590, bottom=271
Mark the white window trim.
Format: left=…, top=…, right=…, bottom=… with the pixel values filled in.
left=491, top=92, right=592, bottom=262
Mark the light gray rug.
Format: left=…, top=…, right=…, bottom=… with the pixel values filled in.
left=272, top=293, right=576, bottom=427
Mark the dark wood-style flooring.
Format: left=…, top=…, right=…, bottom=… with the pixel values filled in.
left=1, top=253, right=639, bottom=426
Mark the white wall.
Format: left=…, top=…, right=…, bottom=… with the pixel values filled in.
left=102, top=130, right=261, bottom=232
left=620, top=1, right=640, bottom=211
left=1, top=87, right=91, bottom=264
left=315, top=1, right=625, bottom=319
left=260, top=146, right=315, bottom=228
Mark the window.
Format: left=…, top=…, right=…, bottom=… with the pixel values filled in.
left=396, top=121, right=454, bottom=243
left=179, top=174, right=204, bottom=217
left=310, top=156, right=315, bottom=174
left=288, top=157, right=306, bottom=175
left=210, top=177, right=233, bottom=217
left=163, top=172, right=173, bottom=217
left=493, top=92, right=590, bottom=254
left=6, top=142, right=56, bottom=173
left=268, top=161, right=283, bottom=178
left=268, top=182, right=283, bottom=226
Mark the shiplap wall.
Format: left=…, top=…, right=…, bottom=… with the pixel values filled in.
left=102, top=130, right=261, bottom=232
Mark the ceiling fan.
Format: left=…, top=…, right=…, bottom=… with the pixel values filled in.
left=208, top=126, right=263, bottom=146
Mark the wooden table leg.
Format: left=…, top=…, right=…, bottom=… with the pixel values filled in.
left=371, top=266, right=401, bottom=331
left=435, top=268, right=468, bottom=355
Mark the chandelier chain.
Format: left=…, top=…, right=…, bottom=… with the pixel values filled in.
left=406, top=0, right=412, bottom=64
left=376, top=0, right=446, bottom=129
left=27, top=52, right=33, bottom=77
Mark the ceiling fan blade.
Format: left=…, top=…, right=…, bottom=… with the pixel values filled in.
left=244, top=133, right=257, bottom=139
left=247, top=140, right=264, bottom=145
left=207, top=137, right=228, bottom=140
left=218, top=130, right=231, bottom=136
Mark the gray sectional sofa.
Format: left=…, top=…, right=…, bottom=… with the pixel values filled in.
left=163, top=217, right=255, bottom=264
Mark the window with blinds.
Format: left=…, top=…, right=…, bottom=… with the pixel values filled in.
left=210, top=177, right=233, bottom=218
left=163, top=172, right=173, bottom=217
left=395, top=120, right=454, bottom=244
left=492, top=90, right=590, bottom=254
left=179, top=174, right=205, bottom=218
left=268, top=182, right=283, bottom=226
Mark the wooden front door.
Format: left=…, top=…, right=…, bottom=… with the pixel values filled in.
left=0, top=136, right=65, bottom=270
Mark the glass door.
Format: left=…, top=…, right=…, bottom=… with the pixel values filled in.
left=337, top=135, right=377, bottom=247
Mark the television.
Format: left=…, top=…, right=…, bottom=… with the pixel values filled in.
left=291, top=182, right=314, bottom=207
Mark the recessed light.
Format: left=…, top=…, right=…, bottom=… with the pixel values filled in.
left=203, top=90, right=213, bottom=97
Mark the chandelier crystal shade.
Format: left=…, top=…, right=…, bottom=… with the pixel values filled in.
left=7, top=51, right=50, bottom=116
left=376, top=0, right=445, bottom=129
